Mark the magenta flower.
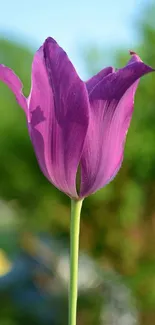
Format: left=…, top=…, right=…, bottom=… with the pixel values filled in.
left=0, top=38, right=154, bottom=199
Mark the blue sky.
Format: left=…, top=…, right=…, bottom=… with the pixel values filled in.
left=0, top=0, right=149, bottom=77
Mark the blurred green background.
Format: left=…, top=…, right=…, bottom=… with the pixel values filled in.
left=0, top=1, right=155, bottom=325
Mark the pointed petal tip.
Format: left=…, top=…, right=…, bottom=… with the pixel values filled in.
left=129, top=50, right=137, bottom=56
left=128, top=50, right=143, bottom=63
left=0, top=64, right=27, bottom=114
left=128, top=50, right=155, bottom=72
left=43, top=37, right=57, bottom=47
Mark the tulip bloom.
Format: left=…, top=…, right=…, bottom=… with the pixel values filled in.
left=0, top=38, right=154, bottom=198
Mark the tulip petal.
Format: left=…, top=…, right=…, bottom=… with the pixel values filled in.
left=80, top=54, right=154, bottom=197
left=86, top=66, right=114, bottom=93
left=0, top=65, right=27, bottom=113
left=28, top=37, right=89, bottom=198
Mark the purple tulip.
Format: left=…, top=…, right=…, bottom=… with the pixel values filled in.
left=0, top=38, right=154, bottom=199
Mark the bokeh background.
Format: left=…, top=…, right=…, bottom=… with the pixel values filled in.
left=0, top=0, right=155, bottom=324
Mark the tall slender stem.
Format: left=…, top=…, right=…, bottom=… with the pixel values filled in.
left=69, top=199, right=83, bottom=325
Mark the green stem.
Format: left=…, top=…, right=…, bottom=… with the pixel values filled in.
left=69, top=199, right=83, bottom=325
